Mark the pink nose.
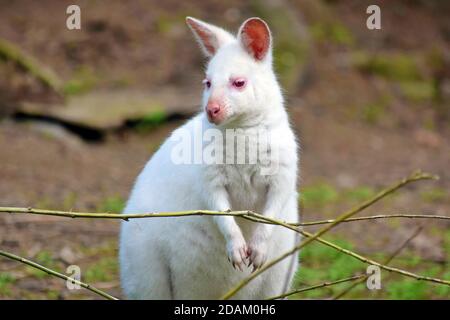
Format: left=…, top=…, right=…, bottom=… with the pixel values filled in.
left=206, top=102, right=221, bottom=119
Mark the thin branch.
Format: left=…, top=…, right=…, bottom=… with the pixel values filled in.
left=0, top=249, right=118, bottom=300
left=0, top=38, right=62, bottom=92
left=1, top=209, right=448, bottom=227
left=266, top=275, right=365, bottom=300
left=299, top=229, right=450, bottom=285
left=0, top=207, right=265, bottom=222
left=0, top=171, right=444, bottom=300
left=332, top=226, right=423, bottom=299
left=220, top=171, right=437, bottom=299
left=297, top=214, right=450, bottom=226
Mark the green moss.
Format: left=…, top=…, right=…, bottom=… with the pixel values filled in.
left=84, top=257, right=118, bottom=283
left=62, top=192, right=78, bottom=211
left=362, top=101, right=386, bottom=124
left=97, top=196, right=125, bottom=213
left=399, top=81, right=435, bottom=102
left=343, top=186, right=376, bottom=202
left=25, top=250, right=56, bottom=279
left=301, top=183, right=338, bottom=207
left=0, top=273, right=16, bottom=296
left=63, top=66, right=99, bottom=95
left=310, top=21, right=354, bottom=46
left=387, top=279, right=428, bottom=299
left=420, top=188, right=448, bottom=203
left=293, top=238, right=365, bottom=299
left=134, top=108, right=168, bottom=132
left=353, top=52, right=422, bottom=82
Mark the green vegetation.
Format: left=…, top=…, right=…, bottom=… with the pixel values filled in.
left=353, top=52, right=422, bottom=82
left=97, top=196, right=125, bottom=213
left=84, top=257, right=118, bottom=283
left=399, top=81, right=435, bottom=103
left=63, top=66, right=99, bottom=95
left=310, top=21, right=354, bottom=46
left=0, top=273, right=16, bottom=296
left=25, top=250, right=56, bottom=279
left=0, top=37, right=62, bottom=92
left=301, top=184, right=377, bottom=208
left=361, top=101, right=386, bottom=124
left=292, top=237, right=450, bottom=299
left=292, top=238, right=365, bottom=298
left=301, top=183, right=339, bottom=207
left=134, top=108, right=168, bottom=133
left=420, top=187, right=448, bottom=203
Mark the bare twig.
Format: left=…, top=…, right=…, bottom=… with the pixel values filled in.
left=266, top=275, right=365, bottom=300
left=0, top=171, right=445, bottom=300
left=220, top=171, right=437, bottom=299
left=0, top=38, right=62, bottom=92
left=1, top=210, right=448, bottom=227
left=332, top=226, right=423, bottom=299
left=0, top=249, right=118, bottom=300
left=297, top=214, right=450, bottom=226
left=298, top=229, right=449, bottom=285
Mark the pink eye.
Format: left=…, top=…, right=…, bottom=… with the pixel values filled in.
left=232, top=78, right=246, bottom=89
left=203, top=79, right=211, bottom=89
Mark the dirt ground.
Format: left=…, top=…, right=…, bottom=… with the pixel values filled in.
left=0, top=0, right=448, bottom=299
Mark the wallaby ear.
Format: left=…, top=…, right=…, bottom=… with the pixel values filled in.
left=238, top=18, right=272, bottom=61
left=186, top=17, right=234, bottom=58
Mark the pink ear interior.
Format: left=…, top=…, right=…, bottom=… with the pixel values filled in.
left=186, top=18, right=217, bottom=56
left=240, top=19, right=271, bottom=61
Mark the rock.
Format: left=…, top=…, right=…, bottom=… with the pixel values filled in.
left=17, top=88, right=199, bottom=131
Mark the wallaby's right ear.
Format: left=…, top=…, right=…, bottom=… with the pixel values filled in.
left=186, top=17, right=234, bottom=58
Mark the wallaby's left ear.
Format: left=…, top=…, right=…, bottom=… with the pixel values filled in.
left=238, top=18, right=272, bottom=61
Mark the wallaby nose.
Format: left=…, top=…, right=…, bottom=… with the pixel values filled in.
left=206, top=102, right=221, bottom=118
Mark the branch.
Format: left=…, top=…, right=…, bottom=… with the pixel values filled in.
left=266, top=275, right=365, bottom=300
left=220, top=170, right=438, bottom=299
left=297, top=214, right=450, bottom=226
left=0, top=207, right=265, bottom=222
left=0, top=38, right=62, bottom=93
left=332, top=226, right=423, bottom=299
left=299, top=229, right=450, bottom=285
left=0, top=249, right=118, bottom=300
left=0, top=171, right=444, bottom=300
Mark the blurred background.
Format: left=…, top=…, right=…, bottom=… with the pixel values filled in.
left=0, top=0, right=449, bottom=299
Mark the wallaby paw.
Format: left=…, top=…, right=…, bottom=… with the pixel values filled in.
left=247, top=240, right=268, bottom=272
left=226, top=238, right=248, bottom=272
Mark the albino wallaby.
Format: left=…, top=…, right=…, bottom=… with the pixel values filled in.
left=120, top=17, right=299, bottom=299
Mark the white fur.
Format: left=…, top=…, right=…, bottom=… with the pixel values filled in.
left=120, top=17, right=300, bottom=299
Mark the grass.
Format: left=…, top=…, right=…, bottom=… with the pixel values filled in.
left=399, top=81, right=435, bottom=103
left=0, top=273, right=16, bottom=296
left=301, top=183, right=376, bottom=208
left=97, top=196, right=125, bottom=213
left=420, top=187, right=448, bottom=203
left=353, top=52, right=422, bottom=82
left=310, top=21, right=354, bottom=46
left=84, top=257, right=118, bottom=283
left=291, top=236, right=450, bottom=299
left=25, top=250, right=57, bottom=279
left=63, top=66, right=99, bottom=96
left=134, top=109, right=168, bottom=133
left=301, top=183, right=339, bottom=207
left=292, top=237, right=366, bottom=298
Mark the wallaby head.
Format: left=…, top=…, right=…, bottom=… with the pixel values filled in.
left=186, top=17, right=283, bottom=128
